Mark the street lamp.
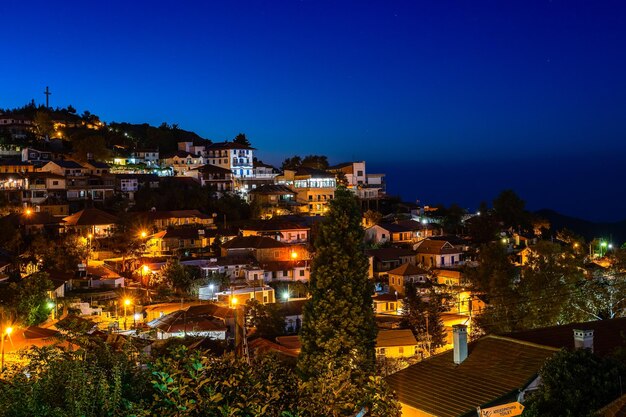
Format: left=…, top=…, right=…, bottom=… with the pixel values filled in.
left=123, top=298, right=132, bottom=330
left=283, top=291, right=290, bottom=302
left=231, top=297, right=238, bottom=308
left=1, top=326, right=13, bottom=372
left=141, top=265, right=150, bottom=286
left=140, top=230, right=147, bottom=239
left=600, top=241, right=608, bottom=257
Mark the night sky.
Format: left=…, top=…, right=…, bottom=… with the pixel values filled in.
left=2, top=1, right=626, bottom=221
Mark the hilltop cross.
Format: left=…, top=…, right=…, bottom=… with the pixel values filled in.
left=44, top=86, right=51, bottom=108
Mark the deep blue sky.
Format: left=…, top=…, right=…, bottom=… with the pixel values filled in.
left=2, top=1, right=626, bottom=220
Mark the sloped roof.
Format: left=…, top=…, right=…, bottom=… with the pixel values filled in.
left=415, top=239, right=461, bottom=255
left=375, top=222, right=415, bottom=233
left=366, top=248, right=416, bottom=261
left=387, top=263, right=428, bottom=276
left=195, top=164, right=233, bottom=175
left=85, top=160, right=110, bottom=169
left=221, top=236, right=288, bottom=250
left=1, top=211, right=64, bottom=226
left=385, top=336, right=558, bottom=417
left=598, top=393, right=626, bottom=417
left=377, top=329, right=417, bottom=348
left=162, top=150, right=200, bottom=159
left=207, top=141, right=255, bottom=150
left=50, top=160, right=85, bottom=169
left=503, top=317, right=626, bottom=357
left=248, top=337, right=299, bottom=358
left=63, top=208, right=118, bottom=226
left=249, top=184, right=295, bottom=195
left=241, top=219, right=309, bottom=232
left=147, top=309, right=228, bottom=334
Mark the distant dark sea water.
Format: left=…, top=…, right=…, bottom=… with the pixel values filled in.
left=368, top=155, right=626, bottom=223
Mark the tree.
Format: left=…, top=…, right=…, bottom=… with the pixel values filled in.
left=246, top=299, right=285, bottom=339
left=233, top=132, right=251, bottom=147
left=301, top=155, right=329, bottom=170
left=281, top=155, right=302, bottom=171
left=71, top=135, right=110, bottom=161
left=5, top=272, right=54, bottom=325
left=492, top=189, right=530, bottom=230
left=523, top=348, right=623, bottom=417
left=401, top=283, right=446, bottom=356
left=363, top=210, right=382, bottom=227
left=33, top=111, right=54, bottom=138
left=467, top=242, right=521, bottom=333
left=156, top=258, right=203, bottom=296
left=298, top=187, right=377, bottom=380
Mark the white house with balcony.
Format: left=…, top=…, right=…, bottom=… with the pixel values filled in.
left=414, top=239, right=464, bottom=268
left=205, top=141, right=255, bottom=179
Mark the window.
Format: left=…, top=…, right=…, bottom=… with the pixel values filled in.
left=299, top=270, right=305, bottom=277
left=52, top=181, right=58, bottom=185
left=357, top=170, right=363, bottom=176
left=274, top=251, right=280, bottom=258
left=398, top=346, right=404, bottom=354
left=441, top=256, right=445, bottom=265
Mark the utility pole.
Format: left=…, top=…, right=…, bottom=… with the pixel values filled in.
left=44, top=86, right=51, bottom=108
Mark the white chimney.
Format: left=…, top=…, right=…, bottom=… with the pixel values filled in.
left=453, top=324, right=468, bottom=364
left=573, top=329, right=594, bottom=352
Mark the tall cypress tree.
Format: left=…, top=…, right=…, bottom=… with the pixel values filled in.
left=298, top=187, right=377, bottom=379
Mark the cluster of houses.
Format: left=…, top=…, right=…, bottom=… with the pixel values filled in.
left=0, top=138, right=386, bottom=218
left=3, top=118, right=626, bottom=416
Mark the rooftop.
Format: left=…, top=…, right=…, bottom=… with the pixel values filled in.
left=386, top=335, right=558, bottom=417
left=63, top=208, right=118, bottom=226
left=387, top=262, right=429, bottom=276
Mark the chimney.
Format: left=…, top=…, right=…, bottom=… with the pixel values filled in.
left=573, top=329, right=594, bottom=352
left=453, top=324, right=468, bottom=364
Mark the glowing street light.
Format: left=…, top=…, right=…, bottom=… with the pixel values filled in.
left=282, top=291, right=290, bottom=302
left=291, top=251, right=298, bottom=260
left=24, top=208, right=32, bottom=216
left=231, top=297, right=238, bottom=308
left=1, top=326, right=13, bottom=372
left=140, top=230, right=147, bottom=239
left=123, top=298, right=132, bottom=330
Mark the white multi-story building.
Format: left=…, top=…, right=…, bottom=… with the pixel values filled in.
left=205, top=141, right=254, bottom=179
left=327, top=161, right=385, bottom=199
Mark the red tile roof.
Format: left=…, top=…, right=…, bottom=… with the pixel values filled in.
left=387, top=263, right=428, bottom=276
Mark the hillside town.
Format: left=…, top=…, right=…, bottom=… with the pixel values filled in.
left=1, top=103, right=626, bottom=417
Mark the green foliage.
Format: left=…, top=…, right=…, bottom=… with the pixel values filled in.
left=155, top=258, right=203, bottom=296
left=281, top=155, right=329, bottom=171
left=297, top=367, right=401, bottom=417
left=523, top=348, right=623, bottom=417
left=246, top=299, right=286, bottom=339
left=0, top=339, right=147, bottom=417
left=145, top=346, right=298, bottom=416
left=33, top=111, right=54, bottom=138
left=26, top=234, right=89, bottom=274
left=493, top=189, right=530, bottom=230
left=5, top=272, right=54, bottom=325
left=299, top=187, right=377, bottom=379
left=401, top=283, right=446, bottom=354
left=233, top=133, right=251, bottom=147
left=70, top=134, right=111, bottom=161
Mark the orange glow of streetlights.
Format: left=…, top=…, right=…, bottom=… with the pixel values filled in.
left=142, top=265, right=150, bottom=274
left=231, top=297, right=238, bottom=307
left=124, top=298, right=132, bottom=306
left=5, top=327, right=12, bottom=336
left=24, top=208, right=32, bottom=216
left=87, top=233, right=93, bottom=240
left=291, top=251, right=298, bottom=260
left=140, top=230, right=147, bottom=238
